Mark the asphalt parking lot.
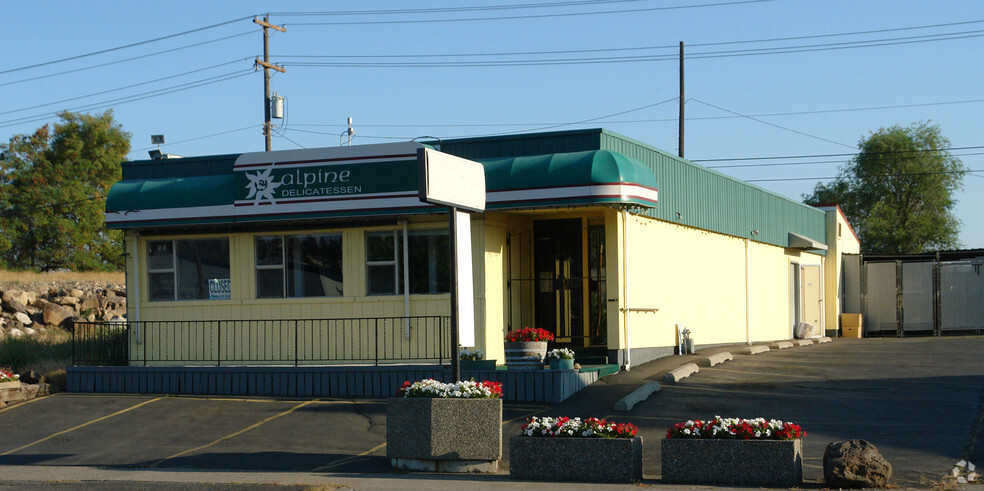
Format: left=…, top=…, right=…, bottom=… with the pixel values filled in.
left=1, top=336, right=982, bottom=489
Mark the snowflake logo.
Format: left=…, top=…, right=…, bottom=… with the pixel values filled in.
left=245, top=167, right=282, bottom=205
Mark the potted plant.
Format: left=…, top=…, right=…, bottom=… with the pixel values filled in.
left=662, top=416, right=805, bottom=487
left=510, top=416, right=643, bottom=482
left=387, top=378, right=504, bottom=473
left=504, top=327, right=554, bottom=370
left=546, top=348, right=575, bottom=370
left=459, top=348, right=496, bottom=371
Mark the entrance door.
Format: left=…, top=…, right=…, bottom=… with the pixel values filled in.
left=534, top=219, right=583, bottom=343
left=801, top=265, right=822, bottom=335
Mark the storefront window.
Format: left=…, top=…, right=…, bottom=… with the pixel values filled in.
left=255, top=234, right=343, bottom=298
left=366, top=229, right=449, bottom=295
left=148, top=238, right=230, bottom=301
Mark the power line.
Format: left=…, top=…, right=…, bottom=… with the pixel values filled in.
left=0, top=59, right=249, bottom=117
left=688, top=98, right=854, bottom=149
left=0, top=17, right=254, bottom=76
left=283, top=0, right=771, bottom=26
left=0, top=31, right=254, bottom=89
left=0, top=70, right=255, bottom=129
left=273, top=0, right=655, bottom=16
left=693, top=145, right=984, bottom=162
left=747, top=169, right=984, bottom=183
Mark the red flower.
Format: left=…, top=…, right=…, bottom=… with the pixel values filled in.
left=505, top=327, right=555, bottom=342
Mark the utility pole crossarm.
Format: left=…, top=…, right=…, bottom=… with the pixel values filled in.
left=254, top=58, right=285, bottom=73
left=253, top=17, right=286, bottom=32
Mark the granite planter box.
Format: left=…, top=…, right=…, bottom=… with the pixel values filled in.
left=661, top=438, right=803, bottom=487
left=509, top=435, right=643, bottom=482
left=386, top=397, right=502, bottom=472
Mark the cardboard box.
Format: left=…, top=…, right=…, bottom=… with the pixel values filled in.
left=841, top=313, right=863, bottom=338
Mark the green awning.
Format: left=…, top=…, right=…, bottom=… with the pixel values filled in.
left=479, top=149, right=658, bottom=209
left=106, top=175, right=233, bottom=212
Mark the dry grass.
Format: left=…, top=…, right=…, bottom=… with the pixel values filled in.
left=0, top=270, right=124, bottom=284
left=0, top=328, right=73, bottom=376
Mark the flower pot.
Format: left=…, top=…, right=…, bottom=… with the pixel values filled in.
left=460, top=360, right=497, bottom=371
left=386, top=397, right=502, bottom=472
left=548, top=358, right=574, bottom=370
left=504, top=341, right=547, bottom=370
left=509, top=435, right=643, bottom=482
left=661, top=438, right=803, bottom=487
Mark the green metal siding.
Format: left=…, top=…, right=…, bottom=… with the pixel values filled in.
left=596, top=130, right=825, bottom=250
left=438, top=128, right=826, bottom=250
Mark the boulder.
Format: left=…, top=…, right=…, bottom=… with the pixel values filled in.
left=14, top=312, right=33, bottom=326
left=69, top=288, right=84, bottom=298
left=8, top=327, right=24, bottom=337
left=42, top=303, right=74, bottom=328
left=824, top=439, right=892, bottom=488
left=53, top=296, right=80, bottom=307
left=22, top=327, right=36, bottom=336
left=79, top=295, right=101, bottom=312
left=5, top=299, right=28, bottom=314
left=2, top=290, right=37, bottom=307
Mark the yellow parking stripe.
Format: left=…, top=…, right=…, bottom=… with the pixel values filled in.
left=151, top=400, right=315, bottom=467
left=0, top=392, right=59, bottom=413
left=313, top=442, right=387, bottom=472
left=1, top=397, right=162, bottom=456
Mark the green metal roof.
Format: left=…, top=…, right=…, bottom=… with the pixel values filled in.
left=436, top=128, right=826, bottom=251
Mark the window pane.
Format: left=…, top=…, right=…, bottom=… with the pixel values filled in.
left=367, top=265, right=397, bottom=295
left=255, top=236, right=283, bottom=266
left=256, top=269, right=284, bottom=298
left=175, top=238, right=230, bottom=300
left=147, top=241, right=173, bottom=270
left=149, top=272, right=174, bottom=301
left=286, top=234, right=343, bottom=297
left=366, top=232, right=395, bottom=261
left=409, top=231, right=449, bottom=294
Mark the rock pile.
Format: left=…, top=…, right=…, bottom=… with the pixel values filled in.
left=0, top=281, right=126, bottom=340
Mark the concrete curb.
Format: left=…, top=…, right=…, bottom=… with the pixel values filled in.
left=663, top=363, right=699, bottom=383
left=613, top=381, right=662, bottom=411
left=741, top=345, right=770, bottom=355
left=794, top=339, right=814, bottom=346
left=770, top=341, right=794, bottom=350
left=698, top=352, right=733, bottom=367
left=817, top=337, right=832, bottom=343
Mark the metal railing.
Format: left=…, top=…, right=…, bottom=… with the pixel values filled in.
left=73, top=316, right=451, bottom=367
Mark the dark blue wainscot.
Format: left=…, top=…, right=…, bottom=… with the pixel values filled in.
left=67, top=365, right=598, bottom=402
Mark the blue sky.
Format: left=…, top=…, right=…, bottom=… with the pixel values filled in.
left=5, top=1, right=984, bottom=247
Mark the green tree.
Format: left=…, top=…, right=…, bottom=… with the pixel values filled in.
left=0, top=110, right=130, bottom=271
left=804, top=122, right=966, bottom=254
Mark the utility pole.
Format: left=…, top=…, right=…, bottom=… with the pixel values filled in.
left=254, top=15, right=286, bottom=152
left=678, top=41, right=685, bottom=159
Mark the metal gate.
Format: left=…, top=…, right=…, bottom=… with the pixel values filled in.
left=854, top=251, right=984, bottom=336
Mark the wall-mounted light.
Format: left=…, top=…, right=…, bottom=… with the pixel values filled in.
left=148, top=149, right=163, bottom=160
left=751, top=229, right=760, bottom=237
left=675, top=211, right=682, bottom=220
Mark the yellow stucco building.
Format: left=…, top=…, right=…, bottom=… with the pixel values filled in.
left=104, top=129, right=859, bottom=369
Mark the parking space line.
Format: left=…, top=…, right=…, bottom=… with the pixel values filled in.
left=0, top=397, right=162, bottom=456
left=313, top=442, right=387, bottom=472
left=0, top=392, right=57, bottom=414
left=150, top=400, right=315, bottom=467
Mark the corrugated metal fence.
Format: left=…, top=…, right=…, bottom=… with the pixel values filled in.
left=843, top=252, right=984, bottom=336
